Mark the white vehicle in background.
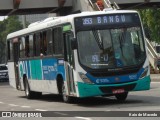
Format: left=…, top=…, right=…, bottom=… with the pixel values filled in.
left=0, top=64, right=9, bottom=82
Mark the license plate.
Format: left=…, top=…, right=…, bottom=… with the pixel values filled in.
left=112, top=88, right=125, bottom=94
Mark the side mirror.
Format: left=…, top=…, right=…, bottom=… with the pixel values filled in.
left=71, top=38, right=77, bottom=50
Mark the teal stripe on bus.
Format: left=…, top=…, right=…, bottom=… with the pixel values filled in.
left=30, top=60, right=36, bottom=79
left=77, top=76, right=150, bottom=97
left=30, top=60, right=42, bottom=80
left=35, top=60, right=42, bottom=80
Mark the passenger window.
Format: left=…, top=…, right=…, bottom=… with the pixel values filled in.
left=47, top=29, right=53, bottom=55
left=20, top=37, right=25, bottom=58
left=7, top=41, right=11, bottom=60
left=29, top=34, right=34, bottom=57
left=33, top=34, right=36, bottom=56
left=53, top=27, right=63, bottom=54
left=43, top=32, right=47, bottom=55
left=35, top=33, right=41, bottom=56
left=25, top=36, right=30, bottom=57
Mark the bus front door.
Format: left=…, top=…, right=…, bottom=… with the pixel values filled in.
left=13, top=40, right=20, bottom=90
left=64, top=33, right=76, bottom=95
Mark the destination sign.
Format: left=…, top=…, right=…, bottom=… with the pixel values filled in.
left=75, top=13, right=140, bottom=30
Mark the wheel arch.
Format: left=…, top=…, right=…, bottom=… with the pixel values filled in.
left=56, top=74, right=64, bottom=94
left=23, top=74, right=27, bottom=89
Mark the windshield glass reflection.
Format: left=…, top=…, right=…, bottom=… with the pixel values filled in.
left=77, top=27, right=146, bottom=69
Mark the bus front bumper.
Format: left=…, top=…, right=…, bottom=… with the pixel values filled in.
left=77, top=76, right=150, bottom=97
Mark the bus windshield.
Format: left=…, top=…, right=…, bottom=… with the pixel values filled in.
left=77, top=27, right=146, bottom=69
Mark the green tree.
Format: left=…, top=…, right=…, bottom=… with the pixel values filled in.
left=139, top=8, right=160, bottom=43
left=0, top=16, right=23, bottom=63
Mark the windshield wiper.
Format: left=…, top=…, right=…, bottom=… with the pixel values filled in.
left=92, top=30, right=104, bottom=51
left=118, top=33, right=124, bottom=56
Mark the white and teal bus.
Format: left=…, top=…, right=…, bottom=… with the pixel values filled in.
left=7, top=10, right=150, bottom=102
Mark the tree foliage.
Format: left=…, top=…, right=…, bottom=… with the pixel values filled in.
left=139, top=8, right=160, bottom=43
left=0, top=16, right=23, bottom=63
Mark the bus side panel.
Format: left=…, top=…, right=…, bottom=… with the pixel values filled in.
left=8, top=62, right=16, bottom=88
left=18, top=58, right=64, bottom=94
left=42, top=59, right=57, bottom=80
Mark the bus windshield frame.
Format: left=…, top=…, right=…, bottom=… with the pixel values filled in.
left=74, top=13, right=146, bottom=71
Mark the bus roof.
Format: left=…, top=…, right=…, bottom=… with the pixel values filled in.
left=7, top=10, right=138, bottom=40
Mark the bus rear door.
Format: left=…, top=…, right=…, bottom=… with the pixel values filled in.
left=13, top=38, right=20, bottom=90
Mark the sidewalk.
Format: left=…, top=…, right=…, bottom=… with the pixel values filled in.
left=150, top=74, right=160, bottom=82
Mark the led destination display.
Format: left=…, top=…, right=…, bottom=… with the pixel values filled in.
left=75, top=13, right=140, bottom=30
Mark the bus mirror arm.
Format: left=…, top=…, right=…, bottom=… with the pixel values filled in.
left=71, top=38, right=77, bottom=50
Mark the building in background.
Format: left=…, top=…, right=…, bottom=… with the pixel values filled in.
left=18, top=13, right=56, bottom=27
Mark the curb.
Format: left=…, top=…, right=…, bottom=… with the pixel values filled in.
left=150, top=74, right=160, bottom=82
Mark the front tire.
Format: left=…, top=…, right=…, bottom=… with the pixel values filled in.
left=115, top=92, right=128, bottom=101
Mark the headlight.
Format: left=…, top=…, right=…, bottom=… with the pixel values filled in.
left=79, top=72, right=93, bottom=84
left=140, top=66, right=148, bottom=79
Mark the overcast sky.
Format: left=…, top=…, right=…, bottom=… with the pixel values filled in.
left=0, top=16, right=8, bottom=21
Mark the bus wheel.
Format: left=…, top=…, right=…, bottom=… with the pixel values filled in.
left=62, top=83, right=72, bottom=103
left=24, top=78, right=35, bottom=99
left=115, top=92, right=128, bottom=101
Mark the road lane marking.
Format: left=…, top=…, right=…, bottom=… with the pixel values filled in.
left=0, top=101, right=4, bottom=104
left=21, top=106, right=31, bottom=108
left=105, top=109, right=111, bottom=111
left=151, top=82, right=160, bottom=83
left=54, top=112, right=68, bottom=116
left=35, top=109, right=48, bottom=111
left=75, top=117, right=92, bottom=120
left=9, top=104, right=19, bottom=107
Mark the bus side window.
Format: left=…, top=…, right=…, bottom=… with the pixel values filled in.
left=7, top=41, right=11, bottom=60
left=29, top=34, right=34, bottom=57
left=54, top=27, right=63, bottom=55
left=40, top=32, right=43, bottom=56
left=52, top=29, right=55, bottom=54
left=33, top=34, right=36, bottom=56
left=35, top=33, right=41, bottom=56
left=43, top=31, right=47, bottom=55
left=20, top=37, right=25, bottom=58
left=8, top=40, right=14, bottom=61
left=53, top=28, right=58, bottom=54
left=47, top=29, right=53, bottom=55
left=25, top=36, right=30, bottom=57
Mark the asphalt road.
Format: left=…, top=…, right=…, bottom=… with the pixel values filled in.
left=0, top=80, right=160, bottom=120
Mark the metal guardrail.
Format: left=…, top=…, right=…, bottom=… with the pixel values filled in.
left=88, top=0, right=101, bottom=11
left=88, top=0, right=94, bottom=8
left=146, top=38, right=159, bottom=71
left=87, top=0, right=113, bottom=11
